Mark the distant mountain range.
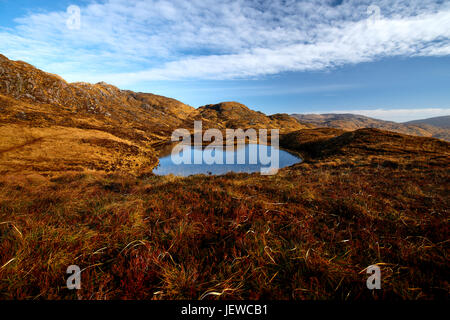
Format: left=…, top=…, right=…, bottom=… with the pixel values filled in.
left=1, top=55, right=449, bottom=301
left=405, top=115, right=450, bottom=129
left=291, top=113, right=450, bottom=141
left=0, top=52, right=448, bottom=175
left=0, top=54, right=305, bottom=174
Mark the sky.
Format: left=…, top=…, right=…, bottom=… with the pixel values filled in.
left=0, top=0, right=449, bottom=122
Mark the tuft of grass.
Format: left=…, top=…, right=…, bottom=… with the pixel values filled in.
left=0, top=162, right=448, bottom=300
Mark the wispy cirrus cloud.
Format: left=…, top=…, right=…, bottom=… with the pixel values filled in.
left=0, top=0, right=449, bottom=84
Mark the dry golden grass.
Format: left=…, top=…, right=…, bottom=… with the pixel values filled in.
left=0, top=124, right=157, bottom=175
left=291, top=113, right=450, bottom=141
left=0, top=53, right=449, bottom=300
left=198, top=102, right=310, bottom=133
left=0, top=162, right=448, bottom=300
left=0, top=128, right=448, bottom=300
left=0, top=53, right=312, bottom=176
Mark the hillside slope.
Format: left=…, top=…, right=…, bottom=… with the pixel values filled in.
left=198, top=102, right=312, bottom=133
left=1, top=52, right=447, bottom=176
left=0, top=55, right=449, bottom=300
left=0, top=54, right=306, bottom=175
left=281, top=127, right=450, bottom=169
left=1, top=127, right=448, bottom=299
left=404, top=116, right=450, bottom=140
left=291, top=113, right=450, bottom=141
left=405, top=115, right=450, bottom=129
left=0, top=54, right=202, bottom=175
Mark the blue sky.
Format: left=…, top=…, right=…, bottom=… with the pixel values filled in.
left=0, top=0, right=449, bottom=122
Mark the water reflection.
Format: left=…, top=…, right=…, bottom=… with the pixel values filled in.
left=153, top=143, right=302, bottom=176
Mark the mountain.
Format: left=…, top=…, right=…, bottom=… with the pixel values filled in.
left=291, top=113, right=450, bottom=141
left=0, top=54, right=306, bottom=175
left=1, top=52, right=448, bottom=176
left=1, top=54, right=449, bottom=300
left=198, top=102, right=312, bottom=133
left=405, top=115, right=450, bottom=129
left=281, top=127, right=449, bottom=168
left=0, top=54, right=202, bottom=175
left=2, top=125, right=449, bottom=300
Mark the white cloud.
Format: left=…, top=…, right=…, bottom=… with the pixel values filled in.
left=302, top=108, right=450, bottom=122
left=0, top=0, right=449, bottom=83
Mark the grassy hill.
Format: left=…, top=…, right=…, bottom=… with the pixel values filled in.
left=0, top=54, right=449, bottom=300
left=291, top=113, right=450, bottom=141
left=0, top=54, right=305, bottom=175
left=198, top=102, right=311, bottom=133
left=405, top=115, right=450, bottom=129
left=1, top=128, right=448, bottom=299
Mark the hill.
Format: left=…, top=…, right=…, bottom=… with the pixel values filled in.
left=0, top=54, right=305, bottom=175
left=291, top=113, right=450, bottom=141
left=281, top=127, right=449, bottom=168
left=0, top=53, right=449, bottom=300
left=404, top=116, right=450, bottom=140
left=1, top=127, right=448, bottom=299
left=405, top=115, right=450, bottom=129
left=0, top=54, right=203, bottom=175
left=198, top=102, right=312, bottom=133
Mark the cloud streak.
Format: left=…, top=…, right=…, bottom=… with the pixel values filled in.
left=0, top=0, right=449, bottom=84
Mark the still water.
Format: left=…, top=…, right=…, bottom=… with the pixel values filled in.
left=153, top=143, right=302, bottom=176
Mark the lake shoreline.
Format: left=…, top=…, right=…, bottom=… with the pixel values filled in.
left=153, top=143, right=303, bottom=176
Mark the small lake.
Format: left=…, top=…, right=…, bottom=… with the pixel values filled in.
left=153, top=143, right=302, bottom=176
